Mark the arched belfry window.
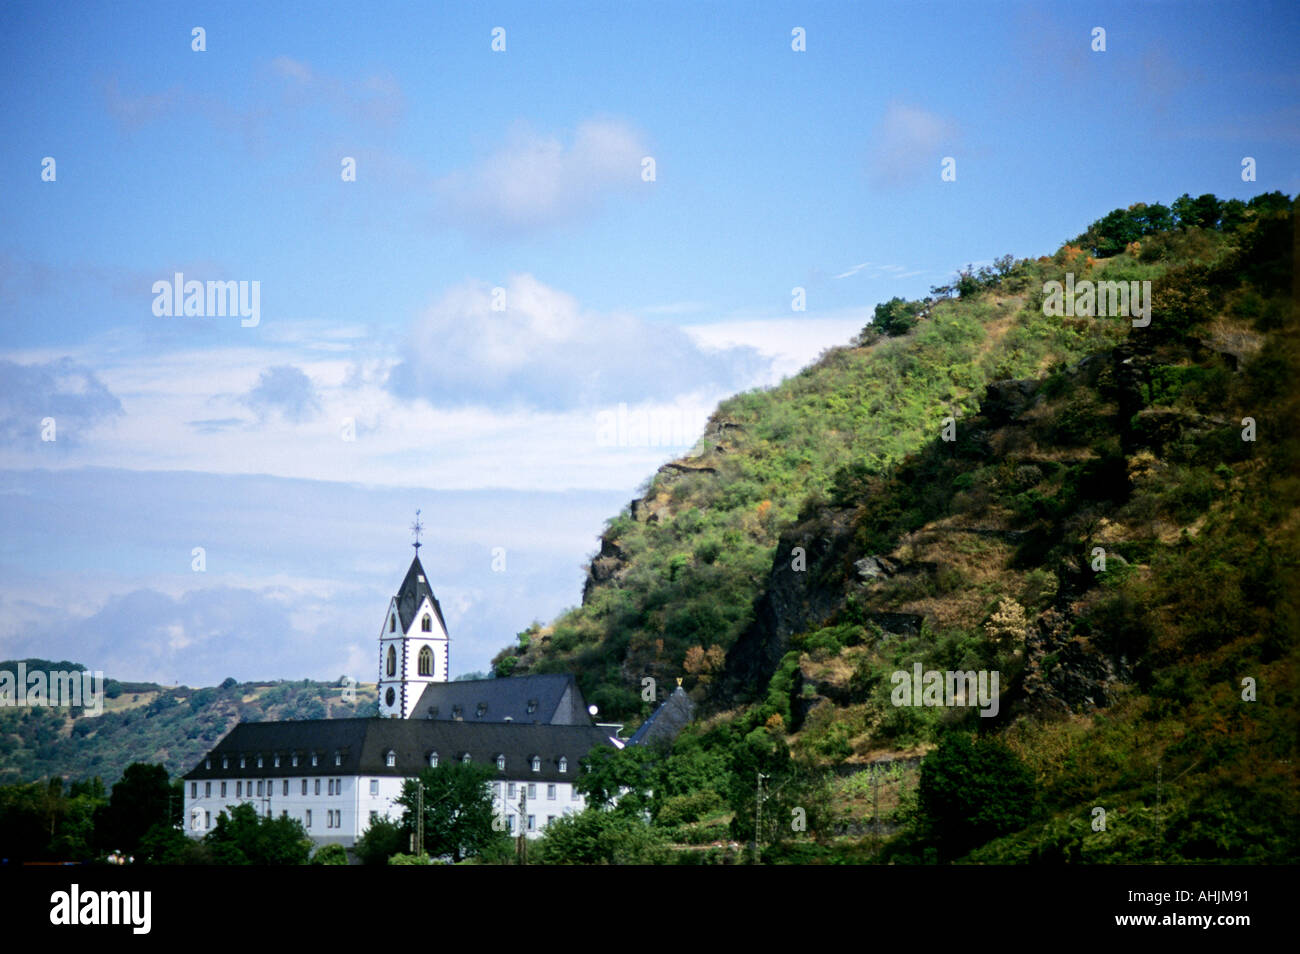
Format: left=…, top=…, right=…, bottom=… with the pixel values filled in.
left=422, top=614, right=432, bottom=632
left=418, top=646, right=433, bottom=677
left=386, top=645, right=397, bottom=677
left=389, top=615, right=396, bottom=633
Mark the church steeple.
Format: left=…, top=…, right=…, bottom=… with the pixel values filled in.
left=377, top=516, right=450, bottom=719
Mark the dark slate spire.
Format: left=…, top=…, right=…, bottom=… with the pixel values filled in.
left=396, top=555, right=448, bottom=635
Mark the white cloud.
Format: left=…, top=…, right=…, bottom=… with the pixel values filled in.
left=869, top=102, right=959, bottom=187
left=434, top=119, right=649, bottom=235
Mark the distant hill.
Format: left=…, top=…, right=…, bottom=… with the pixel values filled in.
left=0, top=660, right=377, bottom=788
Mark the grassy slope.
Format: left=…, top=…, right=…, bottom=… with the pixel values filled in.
left=507, top=198, right=1300, bottom=862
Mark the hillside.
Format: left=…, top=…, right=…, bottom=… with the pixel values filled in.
left=495, top=192, right=1299, bottom=862
left=0, top=660, right=377, bottom=788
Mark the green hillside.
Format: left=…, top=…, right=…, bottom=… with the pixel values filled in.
left=497, top=192, right=1300, bottom=863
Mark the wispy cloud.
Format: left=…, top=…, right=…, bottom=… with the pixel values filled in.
left=0, top=358, right=123, bottom=445
left=433, top=119, right=649, bottom=237
left=241, top=365, right=322, bottom=423
left=833, top=262, right=926, bottom=280
left=868, top=102, right=959, bottom=188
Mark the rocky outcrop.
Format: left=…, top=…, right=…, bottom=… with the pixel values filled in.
left=1021, top=608, right=1124, bottom=716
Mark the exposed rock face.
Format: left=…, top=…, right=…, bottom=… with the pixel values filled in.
left=1021, top=608, right=1124, bottom=716
left=721, top=509, right=855, bottom=701
left=582, top=416, right=744, bottom=604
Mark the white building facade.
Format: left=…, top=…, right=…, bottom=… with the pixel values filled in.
left=182, top=550, right=619, bottom=850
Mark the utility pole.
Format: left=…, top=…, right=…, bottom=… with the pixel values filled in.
left=871, top=764, right=880, bottom=853
left=417, top=779, right=425, bottom=860
left=516, top=787, right=528, bottom=865
left=1154, top=761, right=1162, bottom=864
left=754, top=771, right=767, bottom=865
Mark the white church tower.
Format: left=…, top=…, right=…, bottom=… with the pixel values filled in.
left=377, top=511, right=450, bottom=719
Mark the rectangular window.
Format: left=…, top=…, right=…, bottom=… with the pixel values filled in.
left=508, top=815, right=516, bottom=834
left=370, top=811, right=378, bottom=823
left=190, top=782, right=197, bottom=798
left=527, top=815, right=535, bottom=831
left=547, top=784, right=556, bottom=800
left=527, top=783, right=536, bottom=799
left=507, top=782, right=516, bottom=798
left=220, top=782, right=226, bottom=797
left=236, top=781, right=242, bottom=797
left=315, top=779, right=320, bottom=796
left=305, top=809, right=312, bottom=828
left=547, top=816, right=555, bottom=827
left=283, top=779, right=289, bottom=796
left=204, top=782, right=211, bottom=797
left=302, top=779, right=308, bottom=795
left=336, top=778, right=342, bottom=793
left=257, top=780, right=263, bottom=796
left=205, top=811, right=210, bottom=828
left=370, top=779, right=379, bottom=796
left=328, top=779, right=334, bottom=796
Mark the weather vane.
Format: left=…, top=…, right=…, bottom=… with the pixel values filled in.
left=410, top=509, right=424, bottom=552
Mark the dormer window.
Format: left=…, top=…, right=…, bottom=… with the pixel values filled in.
left=256, top=755, right=263, bottom=769
left=496, top=755, right=505, bottom=771
left=559, top=757, right=567, bottom=774
left=274, top=754, right=281, bottom=768
left=422, top=614, right=432, bottom=632
left=429, top=752, right=438, bottom=768
left=205, top=758, right=211, bottom=770
left=531, top=756, right=541, bottom=773
left=386, top=750, right=396, bottom=768
left=239, top=756, right=246, bottom=770
left=222, top=756, right=229, bottom=770
left=526, top=699, right=538, bottom=715
left=311, top=753, right=319, bottom=767
left=334, top=752, right=342, bottom=767
left=291, top=754, right=298, bottom=768
left=461, top=752, right=471, bottom=764
left=452, top=705, right=462, bottom=720
left=476, top=702, right=487, bottom=718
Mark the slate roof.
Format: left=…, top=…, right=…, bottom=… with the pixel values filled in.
left=412, top=673, right=589, bottom=725
left=628, top=686, right=696, bottom=747
left=395, top=555, right=448, bottom=634
left=183, top=718, right=617, bottom=783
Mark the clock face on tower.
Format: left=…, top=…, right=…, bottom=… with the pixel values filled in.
left=385, top=688, right=395, bottom=707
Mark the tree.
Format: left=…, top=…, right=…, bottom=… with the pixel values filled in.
left=95, top=762, right=174, bottom=855
left=354, top=815, right=405, bottom=865
left=396, top=762, right=506, bottom=863
left=310, top=843, right=349, bottom=865
left=869, top=297, right=922, bottom=337
left=918, top=732, right=1036, bottom=858
left=575, top=744, right=657, bottom=816
left=533, top=807, right=667, bottom=865
left=725, top=727, right=830, bottom=848
left=204, top=802, right=312, bottom=865
left=138, top=822, right=209, bottom=864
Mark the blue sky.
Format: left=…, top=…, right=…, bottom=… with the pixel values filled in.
left=1, top=1, right=1297, bottom=685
